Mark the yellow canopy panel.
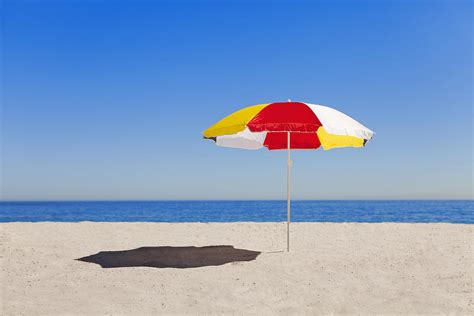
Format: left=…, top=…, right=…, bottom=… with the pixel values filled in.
left=317, top=127, right=365, bottom=150
left=203, top=104, right=269, bottom=138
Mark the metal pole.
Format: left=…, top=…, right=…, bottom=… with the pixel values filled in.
left=287, top=131, right=291, bottom=252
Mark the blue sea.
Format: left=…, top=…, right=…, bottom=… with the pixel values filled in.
left=0, top=200, right=472, bottom=223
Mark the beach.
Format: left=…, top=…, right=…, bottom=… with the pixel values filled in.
left=1, top=222, right=472, bottom=314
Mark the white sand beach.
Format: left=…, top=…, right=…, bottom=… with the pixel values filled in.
left=1, top=222, right=472, bottom=314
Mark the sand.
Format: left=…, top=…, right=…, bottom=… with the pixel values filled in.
left=1, top=222, right=472, bottom=315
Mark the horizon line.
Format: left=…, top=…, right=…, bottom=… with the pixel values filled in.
left=1, top=198, right=472, bottom=203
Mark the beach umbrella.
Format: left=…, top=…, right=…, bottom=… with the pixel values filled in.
left=203, top=101, right=374, bottom=251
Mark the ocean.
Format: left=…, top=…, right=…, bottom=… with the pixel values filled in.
left=0, top=200, right=472, bottom=223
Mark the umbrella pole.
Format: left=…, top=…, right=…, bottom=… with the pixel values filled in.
left=287, top=132, right=291, bottom=252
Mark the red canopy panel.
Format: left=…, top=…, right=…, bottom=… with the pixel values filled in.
left=247, top=102, right=322, bottom=132
left=263, top=132, right=321, bottom=150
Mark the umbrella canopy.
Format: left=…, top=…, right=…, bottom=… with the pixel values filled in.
left=203, top=101, right=374, bottom=252
left=203, top=101, right=374, bottom=150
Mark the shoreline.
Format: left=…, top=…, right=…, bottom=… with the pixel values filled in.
left=1, top=221, right=473, bottom=224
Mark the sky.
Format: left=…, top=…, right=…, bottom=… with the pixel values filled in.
left=1, top=0, right=472, bottom=200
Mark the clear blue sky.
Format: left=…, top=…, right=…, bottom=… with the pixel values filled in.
left=1, top=0, right=472, bottom=200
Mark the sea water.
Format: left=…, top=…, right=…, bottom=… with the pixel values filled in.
left=0, top=200, right=472, bottom=223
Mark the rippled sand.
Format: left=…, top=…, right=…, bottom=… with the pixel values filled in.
left=1, top=222, right=472, bottom=314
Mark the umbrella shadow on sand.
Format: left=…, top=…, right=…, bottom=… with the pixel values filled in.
left=76, top=245, right=261, bottom=269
